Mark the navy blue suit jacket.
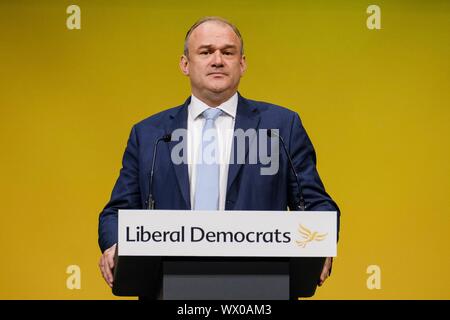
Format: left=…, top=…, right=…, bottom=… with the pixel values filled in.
left=98, top=94, right=339, bottom=252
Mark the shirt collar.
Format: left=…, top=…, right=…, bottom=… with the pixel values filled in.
left=189, top=93, right=238, bottom=120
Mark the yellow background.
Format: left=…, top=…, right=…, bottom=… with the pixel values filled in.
left=0, top=0, right=449, bottom=299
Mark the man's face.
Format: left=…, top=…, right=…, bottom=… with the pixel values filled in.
left=180, top=21, right=246, bottom=102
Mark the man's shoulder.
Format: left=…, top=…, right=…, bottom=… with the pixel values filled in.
left=243, top=96, right=299, bottom=119
left=133, top=103, right=185, bottom=131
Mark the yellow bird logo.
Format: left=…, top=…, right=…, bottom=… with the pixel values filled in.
left=295, top=224, right=328, bottom=248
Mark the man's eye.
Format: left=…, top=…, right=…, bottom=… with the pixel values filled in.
left=223, top=51, right=233, bottom=55
left=200, top=51, right=209, bottom=55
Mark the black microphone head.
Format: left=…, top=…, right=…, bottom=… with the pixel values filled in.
left=162, top=134, right=171, bottom=142
left=267, top=129, right=272, bottom=137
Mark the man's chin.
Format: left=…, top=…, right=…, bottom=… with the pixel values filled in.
left=207, top=81, right=236, bottom=92
left=207, top=86, right=230, bottom=94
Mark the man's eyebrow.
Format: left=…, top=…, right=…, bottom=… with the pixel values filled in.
left=197, top=44, right=238, bottom=50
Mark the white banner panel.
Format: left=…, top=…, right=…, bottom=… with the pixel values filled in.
left=118, top=210, right=337, bottom=257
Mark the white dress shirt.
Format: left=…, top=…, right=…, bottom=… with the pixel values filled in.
left=187, top=93, right=237, bottom=210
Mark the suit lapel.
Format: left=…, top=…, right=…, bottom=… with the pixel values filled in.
left=165, top=97, right=191, bottom=209
left=226, top=94, right=261, bottom=195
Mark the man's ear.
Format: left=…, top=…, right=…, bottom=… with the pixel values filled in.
left=240, top=55, right=247, bottom=75
left=180, top=55, right=189, bottom=76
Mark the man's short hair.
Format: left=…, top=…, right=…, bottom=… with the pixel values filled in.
left=183, top=16, right=244, bottom=56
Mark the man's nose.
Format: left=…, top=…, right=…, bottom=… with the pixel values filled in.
left=211, top=50, right=224, bottom=67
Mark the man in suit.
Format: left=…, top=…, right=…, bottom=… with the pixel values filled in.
left=98, top=16, right=340, bottom=294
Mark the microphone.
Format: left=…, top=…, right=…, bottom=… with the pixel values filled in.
left=267, top=129, right=306, bottom=211
left=147, top=133, right=171, bottom=209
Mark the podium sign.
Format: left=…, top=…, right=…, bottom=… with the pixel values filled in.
left=118, top=210, right=337, bottom=257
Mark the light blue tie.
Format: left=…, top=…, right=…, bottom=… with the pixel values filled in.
left=194, top=108, right=223, bottom=210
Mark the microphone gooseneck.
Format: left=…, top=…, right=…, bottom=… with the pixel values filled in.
left=267, top=129, right=306, bottom=211
left=148, top=134, right=171, bottom=209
